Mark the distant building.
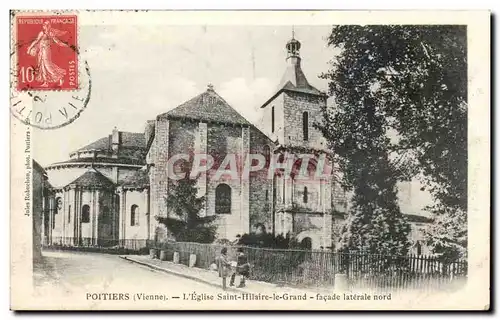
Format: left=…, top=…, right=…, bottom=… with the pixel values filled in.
left=405, top=214, right=434, bottom=256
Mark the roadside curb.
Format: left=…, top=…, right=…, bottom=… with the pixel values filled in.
left=119, top=256, right=246, bottom=294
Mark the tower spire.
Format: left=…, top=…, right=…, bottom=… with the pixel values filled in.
left=286, top=28, right=301, bottom=62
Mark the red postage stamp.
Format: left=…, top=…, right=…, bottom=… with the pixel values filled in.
left=16, top=15, right=78, bottom=91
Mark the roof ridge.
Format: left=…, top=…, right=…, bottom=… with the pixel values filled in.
left=65, top=168, right=115, bottom=188
left=160, top=88, right=252, bottom=126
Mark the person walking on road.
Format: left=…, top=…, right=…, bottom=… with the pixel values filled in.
left=218, top=247, right=231, bottom=290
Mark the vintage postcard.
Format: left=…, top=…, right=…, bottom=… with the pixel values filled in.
left=10, top=10, right=490, bottom=310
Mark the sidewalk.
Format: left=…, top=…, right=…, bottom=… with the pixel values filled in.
left=120, top=255, right=323, bottom=295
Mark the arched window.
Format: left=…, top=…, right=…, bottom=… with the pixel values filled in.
left=301, top=237, right=312, bottom=250
left=303, top=187, right=308, bottom=203
left=55, top=197, right=62, bottom=214
left=416, top=241, right=422, bottom=256
left=81, top=205, right=90, bottom=223
left=130, top=205, right=139, bottom=226
left=302, top=112, right=309, bottom=141
left=271, top=106, right=275, bottom=133
left=215, top=184, right=231, bottom=214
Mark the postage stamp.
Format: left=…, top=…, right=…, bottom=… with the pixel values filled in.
left=9, top=10, right=490, bottom=311
left=10, top=12, right=90, bottom=130
left=16, top=14, right=78, bottom=91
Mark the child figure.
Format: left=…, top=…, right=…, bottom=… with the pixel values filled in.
left=230, top=248, right=250, bottom=288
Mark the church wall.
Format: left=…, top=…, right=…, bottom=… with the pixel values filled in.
left=168, top=119, right=197, bottom=158
left=165, top=119, right=197, bottom=235
left=260, top=93, right=285, bottom=144
left=146, top=136, right=157, bottom=240
left=283, top=91, right=327, bottom=150
left=52, top=192, right=65, bottom=238
left=248, top=127, right=274, bottom=233
left=79, top=191, right=93, bottom=239
left=165, top=118, right=197, bottom=215
left=151, top=117, right=169, bottom=225
left=65, top=189, right=75, bottom=240
left=293, top=212, right=333, bottom=249
left=98, top=192, right=115, bottom=242
left=117, top=168, right=140, bottom=184
left=291, top=180, right=322, bottom=211
left=48, top=191, right=62, bottom=239
left=205, top=124, right=247, bottom=239
left=122, top=190, right=149, bottom=240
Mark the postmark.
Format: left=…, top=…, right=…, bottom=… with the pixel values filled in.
left=9, top=61, right=91, bottom=130
left=10, top=12, right=91, bottom=130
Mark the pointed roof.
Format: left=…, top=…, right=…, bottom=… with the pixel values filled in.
left=159, top=85, right=252, bottom=126
left=73, top=131, right=145, bottom=154
left=278, top=60, right=324, bottom=96
left=66, top=168, right=115, bottom=188
left=261, top=37, right=326, bottom=108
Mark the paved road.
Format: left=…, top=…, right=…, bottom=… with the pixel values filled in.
left=32, top=250, right=227, bottom=309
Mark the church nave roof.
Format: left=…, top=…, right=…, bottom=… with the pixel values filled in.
left=159, top=84, right=252, bottom=127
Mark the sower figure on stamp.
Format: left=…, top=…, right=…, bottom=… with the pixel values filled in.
left=27, top=21, right=69, bottom=87
left=230, top=248, right=250, bottom=288
left=218, top=247, right=231, bottom=290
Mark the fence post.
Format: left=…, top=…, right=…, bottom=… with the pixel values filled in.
left=189, top=254, right=197, bottom=268
left=335, top=273, right=349, bottom=292
left=173, top=251, right=180, bottom=264
left=334, top=250, right=349, bottom=291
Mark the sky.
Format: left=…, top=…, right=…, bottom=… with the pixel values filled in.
left=30, top=21, right=433, bottom=214
left=32, top=24, right=334, bottom=167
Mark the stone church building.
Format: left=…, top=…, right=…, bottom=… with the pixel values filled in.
left=41, top=36, right=339, bottom=250
left=41, top=35, right=431, bottom=252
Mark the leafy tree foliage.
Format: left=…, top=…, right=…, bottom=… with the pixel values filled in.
left=155, top=170, right=217, bottom=243
left=319, top=90, right=411, bottom=255
left=321, top=26, right=467, bottom=260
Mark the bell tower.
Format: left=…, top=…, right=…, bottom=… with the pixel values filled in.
left=259, top=30, right=333, bottom=249
left=260, top=31, right=328, bottom=151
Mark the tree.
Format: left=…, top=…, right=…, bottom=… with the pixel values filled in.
left=320, top=26, right=467, bottom=260
left=319, top=90, right=411, bottom=256
left=155, top=170, right=217, bottom=243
